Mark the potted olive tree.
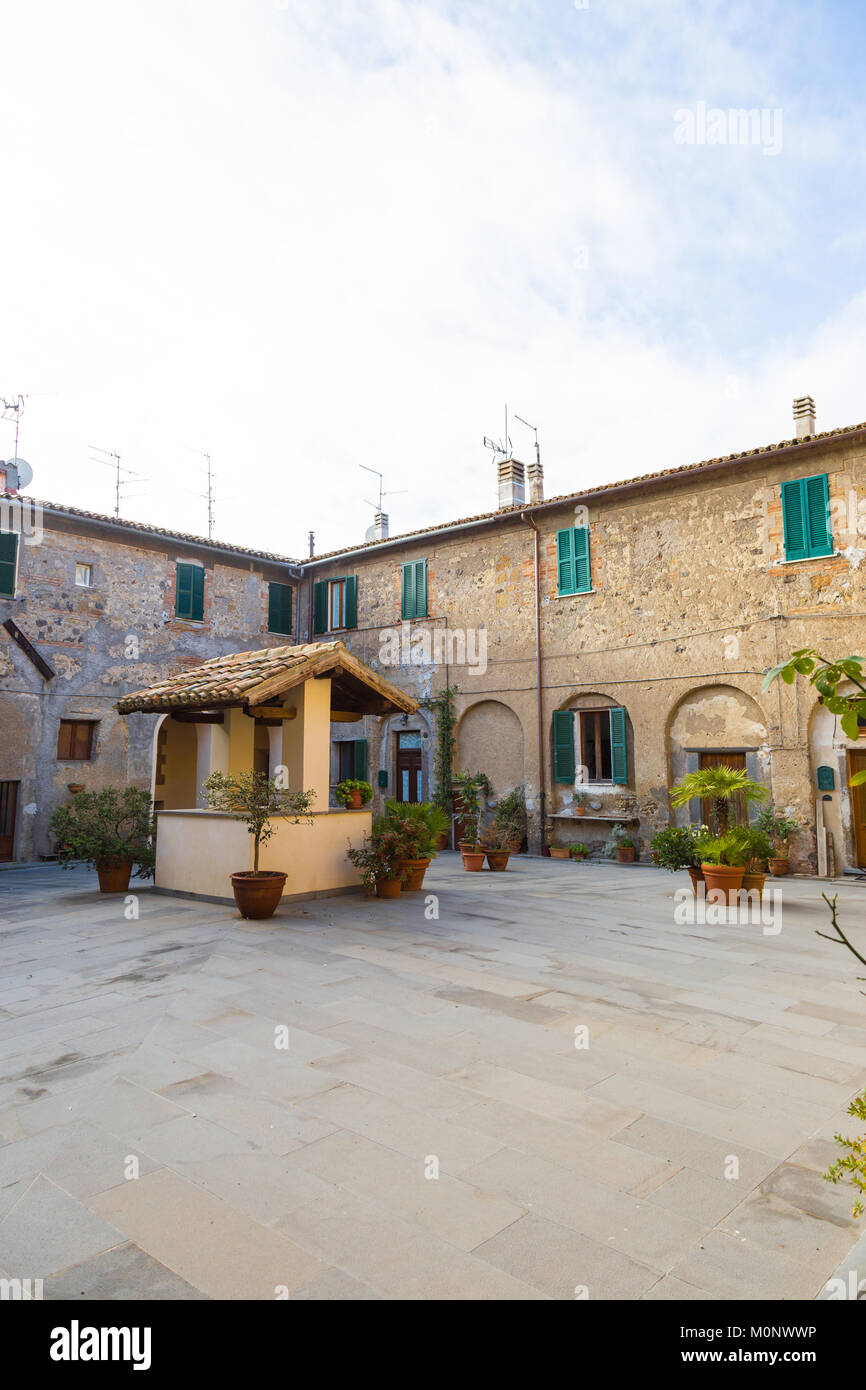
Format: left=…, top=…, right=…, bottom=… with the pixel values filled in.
left=50, top=787, right=156, bottom=893
left=203, top=771, right=315, bottom=919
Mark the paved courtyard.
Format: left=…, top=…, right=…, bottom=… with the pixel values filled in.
left=1, top=856, right=865, bottom=1300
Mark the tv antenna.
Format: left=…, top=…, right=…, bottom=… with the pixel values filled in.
left=182, top=447, right=232, bottom=539
left=359, top=463, right=407, bottom=514
left=89, top=446, right=149, bottom=518
left=483, top=403, right=513, bottom=460
left=514, top=413, right=541, bottom=468
left=1, top=391, right=56, bottom=460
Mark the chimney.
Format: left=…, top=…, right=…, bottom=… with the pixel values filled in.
left=364, top=511, right=389, bottom=542
left=527, top=458, right=544, bottom=504
left=497, top=457, right=525, bottom=509
left=793, top=395, right=816, bottom=440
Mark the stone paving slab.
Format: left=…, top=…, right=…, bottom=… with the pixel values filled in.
left=0, top=859, right=864, bottom=1299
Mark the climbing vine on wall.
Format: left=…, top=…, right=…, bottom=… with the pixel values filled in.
left=421, top=684, right=459, bottom=813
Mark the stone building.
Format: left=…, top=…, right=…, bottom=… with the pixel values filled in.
left=0, top=485, right=300, bottom=862
left=296, top=398, right=866, bottom=875
left=2, top=396, right=865, bottom=874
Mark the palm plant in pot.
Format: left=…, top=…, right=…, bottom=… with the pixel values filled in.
left=203, top=771, right=315, bottom=919
left=50, top=786, right=156, bottom=893
left=453, top=770, right=486, bottom=871
left=670, top=764, right=768, bottom=838
left=382, top=800, right=449, bottom=890
left=650, top=824, right=703, bottom=893
left=755, top=806, right=799, bottom=875
left=695, top=826, right=752, bottom=904
left=335, top=778, right=374, bottom=810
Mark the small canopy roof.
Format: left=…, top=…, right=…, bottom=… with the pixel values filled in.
left=116, top=640, right=417, bottom=718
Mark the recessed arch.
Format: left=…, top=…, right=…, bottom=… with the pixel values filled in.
left=456, top=699, right=524, bottom=795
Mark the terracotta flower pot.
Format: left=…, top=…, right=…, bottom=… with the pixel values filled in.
left=575, top=807, right=586, bottom=817
left=96, top=860, right=133, bottom=894
left=549, top=846, right=570, bottom=859
left=571, top=853, right=588, bottom=863
left=741, top=870, right=765, bottom=898
left=701, top=863, right=745, bottom=905
left=687, top=866, right=705, bottom=895
left=401, top=857, right=431, bottom=891
left=348, top=789, right=363, bottom=810
left=231, top=870, right=287, bottom=919
left=461, top=850, right=485, bottom=872
left=768, top=857, right=788, bottom=876
left=375, top=876, right=402, bottom=898
left=485, top=850, right=510, bottom=872
left=457, top=840, right=474, bottom=852
left=616, top=846, right=636, bottom=863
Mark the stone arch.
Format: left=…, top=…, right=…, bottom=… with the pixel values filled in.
left=666, top=683, right=770, bottom=826
left=378, top=708, right=434, bottom=804
left=456, top=699, right=525, bottom=797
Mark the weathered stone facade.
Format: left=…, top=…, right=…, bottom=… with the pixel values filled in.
left=300, top=425, right=866, bottom=873
left=0, top=504, right=299, bottom=861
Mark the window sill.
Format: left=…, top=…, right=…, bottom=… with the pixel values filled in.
left=554, top=589, right=596, bottom=599
left=771, top=553, right=842, bottom=567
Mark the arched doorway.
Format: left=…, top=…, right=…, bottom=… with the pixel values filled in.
left=667, top=684, right=770, bottom=827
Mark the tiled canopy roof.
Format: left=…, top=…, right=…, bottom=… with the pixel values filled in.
left=116, top=640, right=417, bottom=716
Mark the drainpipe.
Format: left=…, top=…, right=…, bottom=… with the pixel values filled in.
left=521, top=510, right=546, bottom=853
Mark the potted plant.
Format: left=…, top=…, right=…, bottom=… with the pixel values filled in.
left=492, top=786, right=526, bottom=852
left=347, top=822, right=408, bottom=898
left=650, top=824, right=703, bottom=892
left=549, top=843, right=571, bottom=859
left=203, top=771, right=315, bottom=919
left=335, top=778, right=374, bottom=810
left=482, top=825, right=513, bottom=872
left=756, top=806, right=799, bottom=875
left=382, top=800, right=449, bottom=890
left=453, top=770, right=486, bottom=870
left=695, top=826, right=751, bottom=904
left=606, top=823, right=637, bottom=863
left=573, top=790, right=589, bottom=817
left=50, top=787, right=156, bottom=893
left=742, top=826, right=773, bottom=897
left=569, top=842, right=590, bottom=861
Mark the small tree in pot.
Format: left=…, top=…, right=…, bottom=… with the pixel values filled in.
left=605, top=823, right=637, bottom=863
left=50, top=787, right=156, bottom=893
left=755, top=805, right=800, bottom=875
left=492, top=786, right=527, bottom=851
left=650, top=824, right=702, bottom=892
left=453, top=770, right=486, bottom=870
left=203, top=771, right=315, bottom=919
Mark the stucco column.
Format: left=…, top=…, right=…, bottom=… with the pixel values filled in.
left=267, top=724, right=284, bottom=779
left=195, top=720, right=230, bottom=808
left=281, top=676, right=331, bottom=811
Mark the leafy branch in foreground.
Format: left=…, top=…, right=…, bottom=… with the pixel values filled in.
left=817, top=894, right=866, bottom=1217
left=763, top=649, right=866, bottom=784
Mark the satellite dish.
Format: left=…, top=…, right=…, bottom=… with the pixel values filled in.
left=5, top=458, right=33, bottom=489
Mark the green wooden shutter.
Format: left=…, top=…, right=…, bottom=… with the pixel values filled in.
left=552, top=710, right=575, bottom=784
left=609, top=707, right=628, bottom=785
left=313, top=581, right=327, bottom=634
left=344, top=575, right=358, bottom=629
left=556, top=528, right=576, bottom=595
left=0, top=532, right=18, bottom=597
left=401, top=563, right=413, bottom=619
left=353, top=739, right=368, bottom=780
left=268, top=582, right=292, bottom=634
left=781, top=480, right=808, bottom=561
left=191, top=565, right=205, bottom=621
left=804, top=474, right=832, bottom=556
left=175, top=563, right=194, bottom=618
left=573, top=527, right=591, bottom=592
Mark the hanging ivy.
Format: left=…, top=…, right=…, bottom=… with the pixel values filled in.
left=421, top=684, right=459, bottom=814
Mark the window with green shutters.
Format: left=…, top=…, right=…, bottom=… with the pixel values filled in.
left=0, top=532, right=18, bottom=598
left=781, top=474, right=833, bottom=561
left=336, top=740, right=368, bottom=782
left=267, top=582, right=293, bottom=635
left=556, top=526, right=591, bottom=595
left=401, top=559, right=428, bottom=620
left=175, top=563, right=205, bottom=621
left=552, top=710, right=576, bottom=783
left=313, top=577, right=357, bottom=633
left=553, top=706, right=629, bottom=785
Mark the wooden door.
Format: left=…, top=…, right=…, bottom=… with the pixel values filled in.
left=849, top=750, right=866, bottom=868
left=698, top=751, right=747, bottom=830
left=0, top=781, right=18, bottom=861
left=395, top=732, right=422, bottom=804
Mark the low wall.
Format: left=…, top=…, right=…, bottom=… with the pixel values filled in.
left=155, top=808, right=371, bottom=901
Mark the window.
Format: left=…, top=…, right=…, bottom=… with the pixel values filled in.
left=401, top=560, right=428, bottom=620
left=267, top=582, right=293, bottom=635
left=175, top=562, right=205, bottom=621
left=781, top=474, right=833, bottom=561
left=553, top=707, right=628, bottom=785
left=75, top=563, right=92, bottom=588
left=556, top=526, right=591, bottom=595
left=57, top=720, right=97, bottom=761
left=313, top=577, right=357, bottom=633
left=335, top=739, right=367, bottom=782
left=0, top=532, right=19, bottom=598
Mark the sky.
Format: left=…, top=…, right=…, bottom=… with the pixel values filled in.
left=2, top=0, right=866, bottom=559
